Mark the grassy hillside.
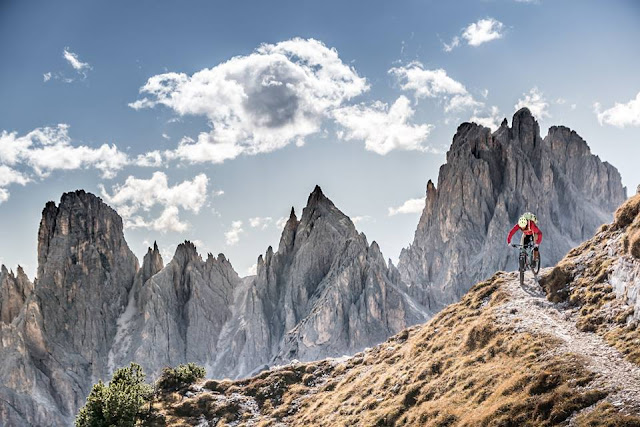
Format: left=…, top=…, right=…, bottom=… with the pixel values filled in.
left=145, top=195, right=640, bottom=426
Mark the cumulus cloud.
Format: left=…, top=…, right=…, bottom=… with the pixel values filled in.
left=130, top=38, right=368, bottom=163
left=470, top=106, right=503, bottom=130
left=100, top=172, right=208, bottom=232
left=334, top=96, right=435, bottom=155
left=389, top=62, right=481, bottom=113
left=443, top=18, right=505, bottom=51
left=225, top=221, right=244, bottom=245
left=0, top=165, right=29, bottom=204
left=515, top=87, right=550, bottom=120
left=0, top=124, right=129, bottom=180
left=388, top=197, right=425, bottom=216
left=462, top=18, right=505, bottom=46
left=43, top=72, right=52, bottom=82
left=594, top=92, right=640, bottom=127
left=249, top=217, right=273, bottom=229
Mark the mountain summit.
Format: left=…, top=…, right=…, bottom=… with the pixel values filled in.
left=397, top=108, right=626, bottom=310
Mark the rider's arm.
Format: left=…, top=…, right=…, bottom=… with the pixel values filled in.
left=531, top=222, right=543, bottom=244
left=506, top=224, right=520, bottom=244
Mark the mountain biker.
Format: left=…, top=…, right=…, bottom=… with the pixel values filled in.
left=507, top=213, right=542, bottom=260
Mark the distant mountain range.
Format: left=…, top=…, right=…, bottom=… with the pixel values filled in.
left=0, top=108, right=627, bottom=425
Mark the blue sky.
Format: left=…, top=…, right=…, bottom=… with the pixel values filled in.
left=1, top=0, right=639, bottom=278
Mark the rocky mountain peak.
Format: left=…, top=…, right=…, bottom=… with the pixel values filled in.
left=398, top=109, right=626, bottom=310
left=172, top=240, right=201, bottom=266
left=140, top=241, right=164, bottom=284
left=0, top=264, right=33, bottom=324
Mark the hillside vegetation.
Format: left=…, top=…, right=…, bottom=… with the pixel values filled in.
left=143, top=195, right=640, bottom=426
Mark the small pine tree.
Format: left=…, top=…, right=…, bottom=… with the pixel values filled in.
left=157, top=363, right=206, bottom=391
left=75, top=363, right=153, bottom=427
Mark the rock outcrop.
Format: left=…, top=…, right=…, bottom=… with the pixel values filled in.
left=397, top=108, right=626, bottom=310
left=0, top=190, right=139, bottom=426
left=109, top=186, right=429, bottom=381
left=0, top=265, right=32, bottom=324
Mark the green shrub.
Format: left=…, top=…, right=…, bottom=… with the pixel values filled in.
left=75, top=363, right=153, bottom=427
left=157, top=363, right=206, bottom=391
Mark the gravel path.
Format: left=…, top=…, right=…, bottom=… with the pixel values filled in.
left=494, top=269, right=640, bottom=419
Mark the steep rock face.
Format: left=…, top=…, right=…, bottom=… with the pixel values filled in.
left=398, top=108, right=626, bottom=309
left=109, top=241, right=241, bottom=377
left=0, top=190, right=139, bottom=426
left=0, top=265, right=33, bottom=324
left=219, top=186, right=429, bottom=375
left=108, top=187, right=429, bottom=381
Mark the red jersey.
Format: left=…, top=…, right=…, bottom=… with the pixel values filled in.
left=507, top=220, right=542, bottom=245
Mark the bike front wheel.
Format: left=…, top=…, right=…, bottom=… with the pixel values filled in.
left=531, top=252, right=541, bottom=275
left=519, top=256, right=525, bottom=285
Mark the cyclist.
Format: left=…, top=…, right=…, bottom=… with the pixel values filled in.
left=507, top=213, right=542, bottom=260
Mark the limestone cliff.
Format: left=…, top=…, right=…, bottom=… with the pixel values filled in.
left=397, top=108, right=626, bottom=310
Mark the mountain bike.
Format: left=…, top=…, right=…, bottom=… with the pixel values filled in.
left=511, top=243, right=540, bottom=286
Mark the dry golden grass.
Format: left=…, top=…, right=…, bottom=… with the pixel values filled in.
left=145, top=195, right=640, bottom=426
left=145, top=275, right=640, bottom=426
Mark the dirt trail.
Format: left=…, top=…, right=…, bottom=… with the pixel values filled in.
left=494, top=269, right=640, bottom=420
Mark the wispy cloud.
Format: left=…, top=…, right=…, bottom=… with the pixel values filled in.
left=470, top=106, right=503, bottom=131
left=44, top=48, right=92, bottom=83
left=515, top=87, right=550, bottom=120
left=388, top=197, right=425, bottom=216
left=389, top=62, right=482, bottom=113
left=594, top=91, right=640, bottom=127
left=249, top=216, right=273, bottom=229
left=225, top=221, right=244, bottom=245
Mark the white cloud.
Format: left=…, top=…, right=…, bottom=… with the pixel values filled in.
left=555, top=98, right=567, bottom=105
left=0, top=166, right=29, bottom=204
left=247, top=263, right=258, bottom=276
left=443, top=18, right=505, bottom=52
left=515, top=87, right=550, bottom=120
left=594, top=92, right=640, bottom=128
left=389, top=62, right=481, bottom=113
left=0, top=124, right=129, bottom=179
left=225, top=221, right=244, bottom=245
left=249, top=216, right=273, bottom=229
left=0, top=165, right=30, bottom=187
left=135, top=151, right=164, bottom=167
left=100, top=172, right=208, bottom=232
left=63, top=48, right=91, bottom=73
left=130, top=38, right=368, bottom=164
left=43, top=72, right=52, bottom=82
left=275, top=216, right=289, bottom=230
left=334, top=96, right=435, bottom=155
left=571, top=104, right=577, bottom=110
left=462, top=18, right=505, bottom=46
left=352, top=215, right=372, bottom=225
left=470, top=106, right=503, bottom=130
left=388, top=198, right=425, bottom=216
left=442, top=36, right=460, bottom=52
left=151, top=206, right=189, bottom=233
